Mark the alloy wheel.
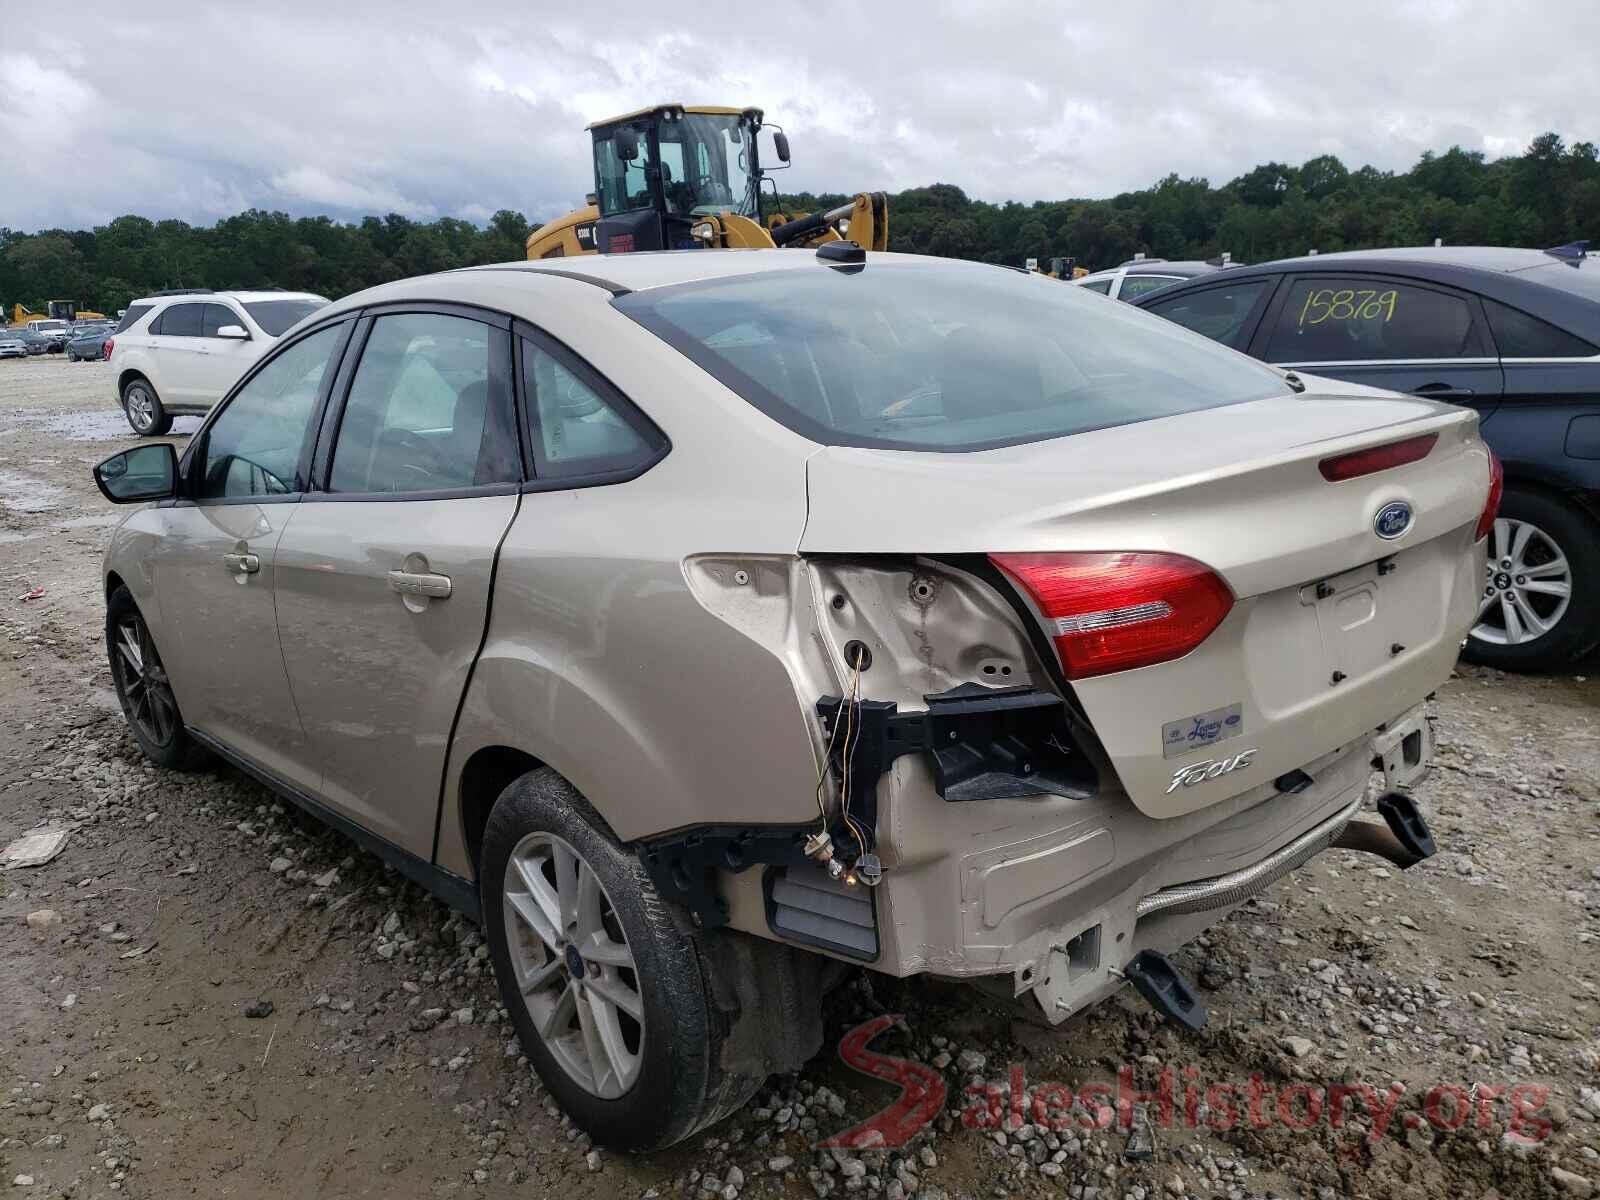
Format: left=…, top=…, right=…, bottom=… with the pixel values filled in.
left=125, top=384, right=155, bottom=432
left=502, top=831, right=644, bottom=1098
left=114, top=614, right=179, bottom=746
left=1471, top=517, right=1572, bottom=647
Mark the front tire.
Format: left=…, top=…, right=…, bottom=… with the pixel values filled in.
left=1463, top=485, right=1600, bottom=671
left=106, top=585, right=206, bottom=769
left=480, top=769, right=770, bottom=1151
left=121, top=377, right=172, bottom=436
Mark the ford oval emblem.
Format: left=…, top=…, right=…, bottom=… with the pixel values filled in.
left=1374, top=500, right=1414, bottom=540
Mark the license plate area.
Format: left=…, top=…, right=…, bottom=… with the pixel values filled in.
left=1300, top=556, right=1428, bottom=684
left=1372, top=704, right=1432, bottom=790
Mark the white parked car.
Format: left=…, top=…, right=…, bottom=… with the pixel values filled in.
left=108, top=290, right=328, bottom=434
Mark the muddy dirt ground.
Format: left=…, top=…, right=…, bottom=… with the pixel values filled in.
left=0, top=354, right=1596, bottom=1200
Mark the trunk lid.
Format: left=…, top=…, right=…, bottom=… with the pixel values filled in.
left=800, top=387, right=1488, bottom=817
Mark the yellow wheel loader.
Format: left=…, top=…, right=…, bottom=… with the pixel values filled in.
left=525, top=105, right=886, bottom=259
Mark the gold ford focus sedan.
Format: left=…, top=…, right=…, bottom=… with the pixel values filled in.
left=93, top=246, right=1497, bottom=1150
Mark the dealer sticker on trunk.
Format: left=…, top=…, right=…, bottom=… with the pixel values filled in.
left=1162, top=703, right=1244, bottom=759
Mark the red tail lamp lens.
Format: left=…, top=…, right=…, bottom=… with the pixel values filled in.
left=1476, top=448, right=1503, bottom=542
left=991, top=552, right=1234, bottom=679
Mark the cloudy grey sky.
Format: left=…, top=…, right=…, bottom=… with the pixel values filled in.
left=2, top=1, right=1596, bottom=233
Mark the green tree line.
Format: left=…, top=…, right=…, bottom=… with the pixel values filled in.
left=3, top=133, right=1596, bottom=315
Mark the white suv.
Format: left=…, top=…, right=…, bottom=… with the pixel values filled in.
left=109, top=290, right=328, bottom=434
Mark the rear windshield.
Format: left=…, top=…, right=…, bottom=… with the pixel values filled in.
left=615, top=262, right=1289, bottom=451
left=244, top=298, right=327, bottom=337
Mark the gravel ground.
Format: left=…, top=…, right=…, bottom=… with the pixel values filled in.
left=0, top=354, right=1596, bottom=1200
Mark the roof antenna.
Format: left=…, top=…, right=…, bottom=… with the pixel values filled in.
left=1544, top=240, right=1589, bottom=264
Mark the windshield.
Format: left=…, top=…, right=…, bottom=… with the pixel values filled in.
left=617, top=262, right=1291, bottom=451
left=244, top=298, right=327, bottom=337
left=593, top=112, right=758, bottom=219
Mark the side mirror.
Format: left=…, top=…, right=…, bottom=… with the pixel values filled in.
left=773, top=130, right=791, bottom=164
left=614, top=127, right=640, bottom=162
left=94, top=443, right=178, bottom=504
left=215, top=324, right=249, bottom=339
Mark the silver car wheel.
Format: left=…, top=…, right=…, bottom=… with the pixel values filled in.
left=502, top=831, right=644, bottom=1099
left=125, top=383, right=156, bottom=432
left=113, top=614, right=178, bottom=746
left=1472, top=516, right=1572, bottom=646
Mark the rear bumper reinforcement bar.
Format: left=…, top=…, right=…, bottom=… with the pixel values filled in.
left=1136, top=794, right=1364, bottom=920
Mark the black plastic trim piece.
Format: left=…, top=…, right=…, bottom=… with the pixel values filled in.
left=187, top=728, right=480, bottom=919
left=636, top=824, right=816, bottom=929
left=761, top=866, right=880, bottom=963
left=815, top=682, right=1091, bottom=810
left=1123, top=949, right=1207, bottom=1031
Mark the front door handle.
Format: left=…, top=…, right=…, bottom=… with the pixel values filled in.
left=1411, top=382, right=1475, bottom=399
left=388, top=570, right=452, bottom=599
left=222, top=552, right=260, bottom=575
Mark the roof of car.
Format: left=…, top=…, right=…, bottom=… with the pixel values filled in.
left=130, top=289, right=325, bottom=304
left=458, top=248, right=986, bottom=295
left=1256, top=246, right=1581, bottom=274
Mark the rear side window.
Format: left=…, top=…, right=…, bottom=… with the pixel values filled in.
left=617, top=263, right=1289, bottom=452
left=1117, top=275, right=1183, bottom=302
left=115, top=304, right=153, bottom=333
left=520, top=338, right=659, bottom=480
left=155, top=303, right=203, bottom=338
left=1143, top=279, right=1271, bottom=349
left=1265, top=277, right=1483, bottom=362
left=329, top=312, right=519, bottom=494
left=1079, top=278, right=1113, bottom=295
left=1483, top=299, right=1597, bottom=358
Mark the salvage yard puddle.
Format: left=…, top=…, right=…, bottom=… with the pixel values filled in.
left=28, top=409, right=200, bottom=442
left=0, top=471, right=66, bottom=514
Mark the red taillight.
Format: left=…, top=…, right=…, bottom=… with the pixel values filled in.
left=991, top=551, right=1234, bottom=679
left=103, top=337, right=114, bottom=358
left=1318, top=432, right=1438, bottom=482
left=1476, top=448, right=1503, bottom=541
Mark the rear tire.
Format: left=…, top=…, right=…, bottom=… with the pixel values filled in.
left=1462, top=485, right=1600, bottom=671
left=122, top=377, right=171, bottom=436
left=480, top=769, right=775, bottom=1151
left=106, top=585, right=207, bottom=770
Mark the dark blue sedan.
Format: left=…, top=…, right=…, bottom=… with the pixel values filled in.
left=1133, top=245, right=1600, bottom=671
left=66, top=326, right=114, bottom=361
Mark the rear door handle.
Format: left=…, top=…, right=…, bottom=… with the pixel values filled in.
left=222, top=552, right=260, bottom=575
left=388, top=570, right=452, bottom=599
left=1411, top=382, right=1474, bottom=399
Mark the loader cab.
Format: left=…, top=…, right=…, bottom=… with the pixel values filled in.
left=590, top=105, right=775, bottom=253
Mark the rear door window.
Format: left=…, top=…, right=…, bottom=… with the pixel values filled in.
left=520, top=337, right=662, bottom=481
left=1482, top=299, right=1598, bottom=358
left=1116, top=275, right=1183, bottom=302
left=1142, top=279, right=1272, bottom=349
left=156, top=303, right=203, bottom=338
left=1264, top=277, right=1486, bottom=363
left=329, top=312, right=519, bottom=494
